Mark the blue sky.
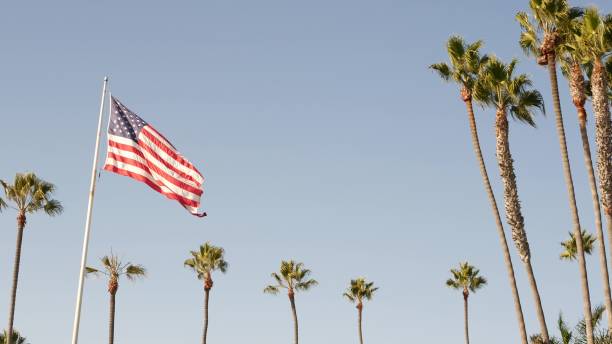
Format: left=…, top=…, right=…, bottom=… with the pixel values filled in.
left=1, top=1, right=611, bottom=343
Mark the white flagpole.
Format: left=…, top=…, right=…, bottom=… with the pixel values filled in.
left=71, top=76, right=109, bottom=344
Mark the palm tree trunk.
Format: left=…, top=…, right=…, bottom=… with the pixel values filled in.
left=6, top=213, right=26, bottom=343
left=357, top=303, right=364, bottom=344
left=464, top=98, right=528, bottom=344
left=109, top=292, right=116, bottom=344
left=203, top=288, right=210, bottom=344
left=569, top=62, right=612, bottom=327
left=463, top=291, right=469, bottom=344
left=547, top=54, right=594, bottom=344
left=289, top=293, right=299, bottom=344
left=495, top=109, right=550, bottom=342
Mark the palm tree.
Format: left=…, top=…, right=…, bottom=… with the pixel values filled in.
left=86, top=254, right=146, bottom=344
left=474, top=56, right=549, bottom=341
left=264, top=260, right=318, bottom=344
left=0, top=329, right=28, bottom=344
left=343, top=278, right=378, bottom=344
left=574, top=12, right=612, bottom=329
left=556, top=8, right=612, bottom=327
left=517, top=2, right=595, bottom=341
left=430, top=36, right=529, bottom=344
left=184, top=243, right=228, bottom=344
left=0, top=173, right=63, bottom=342
left=446, top=262, right=487, bottom=344
left=560, top=229, right=596, bottom=261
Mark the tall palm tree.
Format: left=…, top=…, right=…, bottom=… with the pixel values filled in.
left=430, top=36, right=529, bottom=344
left=474, top=56, right=549, bottom=342
left=574, top=12, right=612, bottom=328
left=560, top=229, right=596, bottom=261
left=264, top=260, right=318, bottom=344
left=0, top=329, right=28, bottom=344
left=517, top=2, right=595, bottom=341
left=86, top=254, right=146, bottom=344
left=446, top=262, right=487, bottom=344
left=0, top=173, right=63, bottom=342
left=343, top=278, right=378, bottom=344
left=184, top=243, right=228, bottom=344
left=556, top=8, right=612, bottom=327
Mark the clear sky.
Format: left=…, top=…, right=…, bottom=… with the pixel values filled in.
left=1, top=1, right=611, bottom=343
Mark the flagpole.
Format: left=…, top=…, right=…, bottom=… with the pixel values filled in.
left=71, top=76, right=108, bottom=344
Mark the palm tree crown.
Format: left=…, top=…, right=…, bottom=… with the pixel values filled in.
left=184, top=243, right=228, bottom=287
left=344, top=278, right=378, bottom=305
left=264, top=260, right=318, bottom=295
left=429, top=36, right=489, bottom=100
left=474, top=57, right=545, bottom=127
left=0, top=329, right=28, bottom=344
left=86, top=254, right=146, bottom=293
left=0, top=172, right=63, bottom=218
left=560, top=229, right=596, bottom=261
left=516, top=0, right=582, bottom=64
left=446, top=262, right=487, bottom=295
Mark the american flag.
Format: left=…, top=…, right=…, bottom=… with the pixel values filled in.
left=103, top=96, right=206, bottom=217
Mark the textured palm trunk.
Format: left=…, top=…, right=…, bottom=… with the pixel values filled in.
left=546, top=53, right=594, bottom=344
left=6, top=212, right=26, bottom=343
left=357, top=302, right=364, bottom=344
left=109, top=292, right=116, bottom=344
left=289, top=291, right=299, bottom=344
left=463, top=290, right=469, bottom=344
left=464, top=95, right=528, bottom=344
left=203, top=288, right=210, bottom=344
left=590, top=62, right=612, bottom=323
left=569, top=62, right=612, bottom=328
left=495, top=109, right=549, bottom=342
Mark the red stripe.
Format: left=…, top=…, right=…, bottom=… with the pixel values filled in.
left=109, top=138, right=201, bottom=186
left=107, top=151, right=203, bottom=196
left=103, top=164, right=200, bottom=208
left=140, top=127, right=204, bottom=179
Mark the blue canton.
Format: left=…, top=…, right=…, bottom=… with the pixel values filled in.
left=109, top=97, right=148, bottom=140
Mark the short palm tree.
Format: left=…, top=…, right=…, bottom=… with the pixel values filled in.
left=0, top=329, right=28, bottom=344
left=0, top=173, right=63, bottom=342
left=184, top=243, right=228, bottom=344
left=560, top=229, right=596, bottom=261
left=343, top=278, right=378, bottom=344
left=474, top=56, right=550, bottom=342
left=86, top=254, right=146, bottom=344
left=446, top=262, right=487, bottom=344
left=517, top=2, right=595, bottom=341
left=430, top=36, right=529, bottom=344
left=264, top=260, right=318, bottom=344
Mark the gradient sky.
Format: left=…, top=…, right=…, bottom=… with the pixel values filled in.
left=1, top=1, right=612, bottom=343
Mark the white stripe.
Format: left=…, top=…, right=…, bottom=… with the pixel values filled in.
left=107, top=138, right=201, bottom=189
left=105, top=156, right=201, bottom=203
left=139, top=127, right=204, bottom=184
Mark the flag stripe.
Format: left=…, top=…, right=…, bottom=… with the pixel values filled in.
left=103, top=164, right=199, bottom=207
left=141, top=127, right=204, bottom=182
left=108, top=135, right=202, bottom=188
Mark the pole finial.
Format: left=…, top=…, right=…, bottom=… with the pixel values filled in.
left=104, top=76, right=108, bottom=82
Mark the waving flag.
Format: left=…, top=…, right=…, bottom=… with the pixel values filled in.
left=103, top=96, right=206, bottom=216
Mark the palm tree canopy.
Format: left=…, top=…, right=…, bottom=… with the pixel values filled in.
left=86, top=254, right=146, bottom=281
left=184, top=242, right=228, bottom=280
left=572, top=8, right=612, bottom=63
left=0, top=329, right=28, bottom=344
left=516, top=0, right=583, bottom=59
left=446, top=262, right=487, bottom=293
left=560, top=229, right=596, bottom=261
left=0, top=172, right=63, bottom=216
left=343, top=277, right=379, bottom=304
left=474, top=57, right=546, bottom=126
left=264, top=260, right=318, bottom=295
left=429, top=36, right=489, bottom=93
